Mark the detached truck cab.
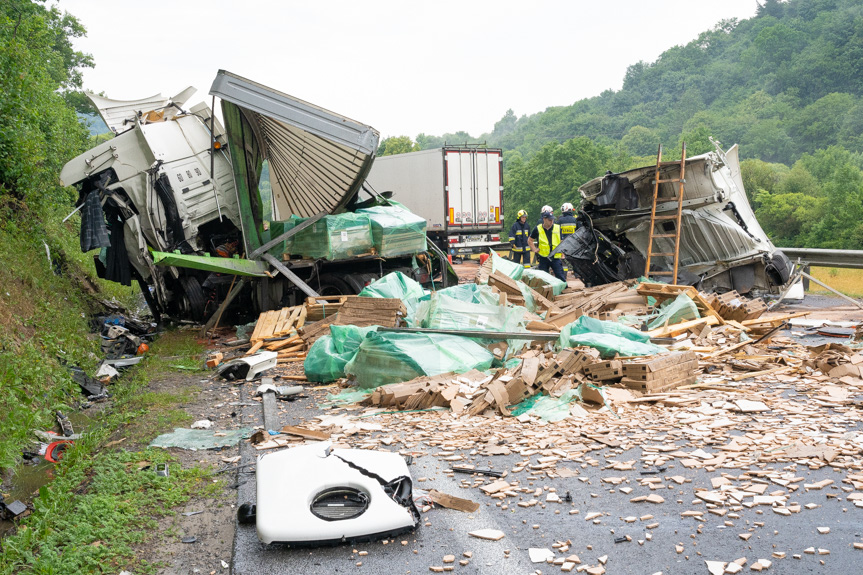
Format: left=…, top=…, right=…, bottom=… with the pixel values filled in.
left=365, top=147, right=505, bottom=255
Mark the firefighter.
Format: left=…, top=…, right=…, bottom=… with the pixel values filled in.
left=532, top=205, right=554, bottom=266
left=558, top=202, right=578, bottom=239
left=556, top=202, right=578, bottom=277
left=527, top=209, right=567, bottom=282
left=508, top=209, right=531, bottom=267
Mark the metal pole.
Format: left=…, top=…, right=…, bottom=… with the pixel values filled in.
left=800, top=271, right=863, bottom=309
left=210, top=95, right=223, bottom=221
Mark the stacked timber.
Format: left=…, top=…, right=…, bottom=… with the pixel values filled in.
left=618, top=350, right=698, bottom=393
left=333, top=297, right=406, bottom=328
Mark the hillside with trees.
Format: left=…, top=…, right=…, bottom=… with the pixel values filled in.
left=385, top=0, right=863, bottom=249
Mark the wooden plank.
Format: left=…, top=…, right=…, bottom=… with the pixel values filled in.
left=270, top=307, right=294, bottom=337
left=646, top=315, right=719, bottom=338
left=295, top=305, right=308, bottom=329
left=252, top=310, right=280, bottom=342
left=279, top=425, right=330, bottom=441
left=278, top=305, right=303, bottom=336
left=248, top=311, right=267, bottom=343
left=547, top=307, right=583, bottom=328
left=428, top=490, right=480, bottom=513
left=741, top=311, right=810, bottom=326
left=245, top=340, right=264, bottom=356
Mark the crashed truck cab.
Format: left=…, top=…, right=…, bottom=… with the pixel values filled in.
left=61, top=71, right=442, bottom=321
left=60, top=87, right=241, bottom=319
left=555, top=141, right=792, bottom=294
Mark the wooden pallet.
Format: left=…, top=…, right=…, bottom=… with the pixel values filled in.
left=636, top=282, right=725, bottom=325
left=249, top=303, right=310, bottom=343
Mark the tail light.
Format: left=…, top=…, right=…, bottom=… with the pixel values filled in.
left=491, top=235, right=500, bottom=241
left=448, top=237, right=458, bottom=244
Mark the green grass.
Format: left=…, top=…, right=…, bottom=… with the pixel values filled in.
left=0, top=330, right=213, bottom=575
left=807, top=266, right=863, bottom=298
left=0, top=211, right=212, bottom=574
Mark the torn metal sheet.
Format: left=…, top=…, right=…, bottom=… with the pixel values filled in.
left=151, top=251, right=269, bottom=277
left=255, top=442, right=419, bottom=545
left=560, top=142, right=792, bottom=294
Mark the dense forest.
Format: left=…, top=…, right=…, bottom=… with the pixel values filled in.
left=379, top=0, right=863, bottom=249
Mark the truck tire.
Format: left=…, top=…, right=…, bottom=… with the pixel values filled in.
left=316, top=274, right=353, bottom=296
left=178, top=275, right=206, bottom=321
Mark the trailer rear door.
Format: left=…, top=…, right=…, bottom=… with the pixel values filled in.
left=445, top=149, right=503, bottom=234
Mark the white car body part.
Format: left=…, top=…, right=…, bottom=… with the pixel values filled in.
left=255, top=442, right=419, bottom=545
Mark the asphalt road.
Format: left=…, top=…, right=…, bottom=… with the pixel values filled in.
left=231, top=388, right=863, bottom=574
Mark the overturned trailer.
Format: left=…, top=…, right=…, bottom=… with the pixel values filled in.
left=61, top=71, right=452, bottom=321
left=554, top=142, right=792, bottom=294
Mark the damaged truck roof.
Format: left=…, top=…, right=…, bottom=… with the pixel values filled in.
left=209, top=70, right=379, bottom=218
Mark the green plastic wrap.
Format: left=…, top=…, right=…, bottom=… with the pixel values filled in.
left=413, top=292, right=532, bottom=357
left=559, top=331, right=665, bottom=358
left=344, top=331, right=494, bottom=389
left=414, top=293, right=527, bottom=333
left=647, top=293, right=700, bottom=330
left=489, top=250, right=524, bottom=281
left=264, top=214, right=303, bottom=256
left=564, top=315, right=652, bottom=342
left=290, top=212, right=373, bottom=260
left=358, top=205, right=427, bottom=257
left=359, top=271, right=426, bottom=321
left=304, top=325, right=379, bottom=383
left=526, top=389, right=581, bottom=422
left=321, top=389, right=372, bottom=407
left=510, top=393, right=543, bottom=416
left=515, top=280, right=538, bottom=314
left=359, top=271, right=425, bottom=300
left=422, top=283, right=501, bottom=306
left=521, top=268, right=567, bottom=296
left=558, top=316, right=665, bottom=358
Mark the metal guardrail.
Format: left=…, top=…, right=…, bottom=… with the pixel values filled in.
left=777, top=248, right=863, bottom=269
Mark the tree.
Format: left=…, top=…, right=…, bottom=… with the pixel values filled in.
left=376, top=136, right=420, bottom=157
left=492, top=109, right=517, bottom=138
left=0, top=0, right=93, bottom=211
left=621, top=126, right=659, bottom=156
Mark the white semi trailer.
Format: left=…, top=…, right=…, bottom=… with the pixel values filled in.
left=366, top=147, right=505, bottom=256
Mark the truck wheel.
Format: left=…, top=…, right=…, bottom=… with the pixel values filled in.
left=316, top=274, right=353, bottom=296
left=177, top=276, right=206, bottom=321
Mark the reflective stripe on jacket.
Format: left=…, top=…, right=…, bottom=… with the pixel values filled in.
left=557, top=213, right=577, bottom=237
left=509, top=220, right=531, bottom=249
left=537, top=224, right=563, bottom=258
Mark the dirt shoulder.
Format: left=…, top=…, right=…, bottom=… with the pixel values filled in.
left=133, top=373, right=243, bottom=575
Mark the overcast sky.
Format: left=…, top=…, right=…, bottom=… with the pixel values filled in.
left=58, top=0, right=759, bottom=140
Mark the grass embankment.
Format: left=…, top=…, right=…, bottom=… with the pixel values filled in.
left=0, top=211, right=221, bottom=574
left=807, top=267, right=863, bottom=298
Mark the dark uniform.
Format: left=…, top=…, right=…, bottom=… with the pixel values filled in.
left=557, top=211, right=578, bottom=239
left=556, top=210, right=578, bottom=277
left=509, top=219, right=531, bottom=266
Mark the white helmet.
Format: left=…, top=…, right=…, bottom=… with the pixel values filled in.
left=561, top=202, right=574, bottom=212
left=541, top=205, right=553, bottom=214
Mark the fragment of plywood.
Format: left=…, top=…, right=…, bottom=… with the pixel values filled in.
left=298, top=314, right=339, bottom=345
left=279, top=425, right=330, bottom=441
left=546, top=307, right=584, bottom=328
left=468, top=529, right=505, bottom=541
left=637, top=282, right=725, bottom=325
left=646, top=316, right=719, bottom=338
left=428, top=490, right=480, bottom=513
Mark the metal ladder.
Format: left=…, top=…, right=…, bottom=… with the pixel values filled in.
left=644, top=142, right=686, bottom=283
